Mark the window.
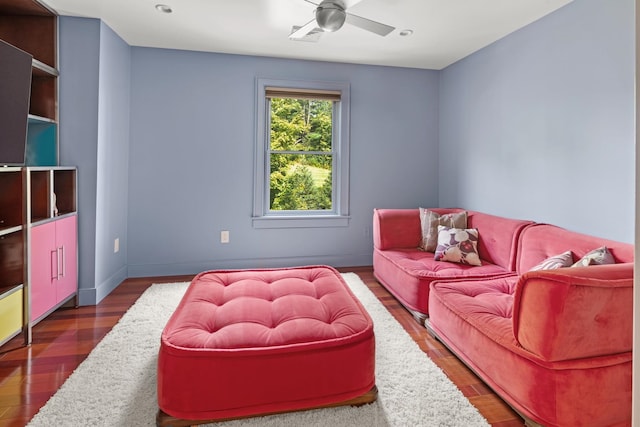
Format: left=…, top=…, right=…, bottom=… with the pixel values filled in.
left=253, top=79, right=350, bottom=228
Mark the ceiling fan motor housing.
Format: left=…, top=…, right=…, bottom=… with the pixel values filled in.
left=315, top=0, right=346, bottom=32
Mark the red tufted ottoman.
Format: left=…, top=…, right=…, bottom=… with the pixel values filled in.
left=156, top=266, right=376, bottom=426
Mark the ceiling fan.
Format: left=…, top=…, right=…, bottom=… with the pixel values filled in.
left=289, top=0, right=395, bottom=40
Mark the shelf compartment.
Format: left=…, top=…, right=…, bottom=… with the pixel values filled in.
left=53, top=169, right=76, bottom=216
left=29, top=169, right=51, bottom=223
left=0, top=285, right=24, bottom=346
left=0, top=14, right=56, bottom=68
left=0, top=230, right=25, bottom=290
left=29, top=72, right=56, bottom=120
left=0, top=171, right=24, bottom=231
left=26, top=120, right=57, bottom=166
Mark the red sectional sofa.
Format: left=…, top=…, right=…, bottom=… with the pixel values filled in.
left=372, top=208, right=533, bottom=320
left=372, top=208, right=634, bottom=427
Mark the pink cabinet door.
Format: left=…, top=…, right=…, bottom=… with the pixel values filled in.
left=30, top=221, right=57, bottom=321
left=54, top=216, right=77, bottom=303
left=30, top=215, right=77, bottom=322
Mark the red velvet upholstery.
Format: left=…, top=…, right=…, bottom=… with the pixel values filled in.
left=515, top=223, right=634, bottom=273
left=514, top=264, right=634, bottom=361
left=372, top=208, right=532, bottom=316
left=428, top=224, right=634, bottom=427
left=157, top=266, right=375, bottom=421
left=372, top=249, right=509, bottom=314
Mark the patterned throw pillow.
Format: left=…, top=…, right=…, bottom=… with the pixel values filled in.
left=529, top=251, right=573, bottom=271
left=434, top=225, right=481, bottom=266
left=419, top=209, right=468, bottom=252
left=572, top=246, right=615, bottom=267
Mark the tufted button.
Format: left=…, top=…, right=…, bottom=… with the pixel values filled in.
left=164, top=267, right=371, bottom=350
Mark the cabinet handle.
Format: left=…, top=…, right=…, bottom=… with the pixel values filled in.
left=51, top=249, right=58, bottom=280
left=56, top=247, right=63, bottom=280
left=60, top=246, right=65, bottom=278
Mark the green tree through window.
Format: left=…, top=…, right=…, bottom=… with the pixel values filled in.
left=269, top=98, right=333, bottom=211
left=253, top=79, right=350, bottom=228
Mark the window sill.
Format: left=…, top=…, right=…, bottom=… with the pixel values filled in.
left=252, top=215, right=350, bottom=229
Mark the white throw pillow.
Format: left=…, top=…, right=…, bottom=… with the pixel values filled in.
left=572, top=246, right=615, bottom=267
left=529, top=251, right=573, bottom=271
left=434, top=226, right=481, bottom=266
left=419, top=209, right=467, bottom=252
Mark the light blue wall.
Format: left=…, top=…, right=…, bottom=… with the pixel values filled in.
left=439, top=0, right=635, bottom=243
left=58, top=0, right=635, bottom=302
left=59, top=17, right=132, bottom=304
left=94, top=22, right=131, bottom=300
left=127, top=49, right=440, bottom=276
left=58, top=17, right=100, bottom=303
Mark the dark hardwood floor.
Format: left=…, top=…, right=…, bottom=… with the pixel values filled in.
left=0, top=267, right=524, bottom=427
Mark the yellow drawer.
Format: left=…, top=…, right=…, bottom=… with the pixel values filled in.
left=0, top=287, right=23, bottom=343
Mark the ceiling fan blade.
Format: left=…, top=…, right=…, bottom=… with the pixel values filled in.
left=343, top=0, right=364, bottom=8
left=289, top=19, right=319, bottom=39
left=345, top=13, right=395, bottom=36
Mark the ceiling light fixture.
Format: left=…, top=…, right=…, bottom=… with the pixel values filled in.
left=399, top=29, right=413, bottom=37
left=155, top=4, right=172, bottom=13
left=315, top=1, right=346, bottom=32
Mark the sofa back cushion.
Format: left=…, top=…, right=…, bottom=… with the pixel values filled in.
left=465, top=211, right=533, bottom=271
left=373, top=208, right=533, bottom=271
left=515, top=224, right=634, bottom=274
left=513, top=263, right=633, bottom=361
left=373, top=208, right=462, bottom=250
left=419, top=209, right=468, bottom=251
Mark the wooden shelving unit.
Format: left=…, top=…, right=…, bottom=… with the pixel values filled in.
left=0, top=0, right=59, bottom=166
left=0, top=0, right=77, bottom=349
left=0, top=168, right=26, bottom=347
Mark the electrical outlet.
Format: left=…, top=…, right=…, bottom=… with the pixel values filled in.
left=220, top=230, right=230, bottom=244
left=114, top=237, right=120, bottom=253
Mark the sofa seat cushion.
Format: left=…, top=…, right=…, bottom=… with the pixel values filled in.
left=430, top=277, right=519, bottom=347
left=428, top=275, right=632, bottom=427
left=373, top=248, right=511, bottom=315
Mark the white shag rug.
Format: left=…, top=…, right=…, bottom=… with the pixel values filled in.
left=27, top=273, right=489, bottom=427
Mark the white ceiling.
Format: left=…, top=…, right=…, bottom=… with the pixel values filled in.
left=42, top=0, right=574, bottom=70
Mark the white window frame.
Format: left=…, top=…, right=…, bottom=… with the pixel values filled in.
left=253, top=78, right=350, bottom=228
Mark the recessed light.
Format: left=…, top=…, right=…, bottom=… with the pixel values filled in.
left=155, top=4, right=172, bottom=13
left=399, top=29, right=413, bottom=37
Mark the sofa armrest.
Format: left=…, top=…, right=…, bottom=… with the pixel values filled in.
left=373, top=209, right=421, bottom=250
left=373, top=208, right=464, bottom=250
left=512, top=263, right=633, bottom=362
